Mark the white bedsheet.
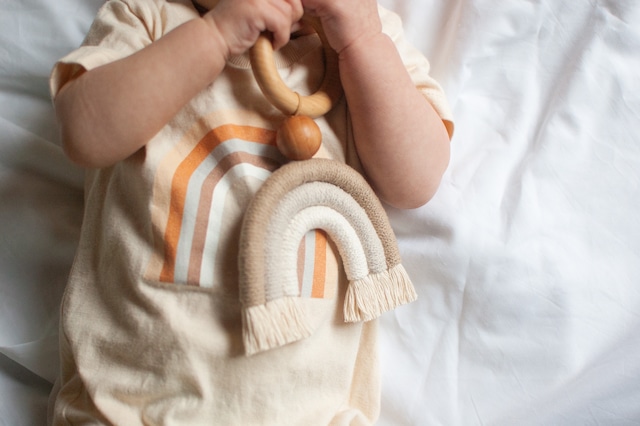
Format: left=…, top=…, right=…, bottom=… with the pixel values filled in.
left=1, top=0, right=639, bottom=424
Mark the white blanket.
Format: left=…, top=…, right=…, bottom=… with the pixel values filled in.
left=1, top=0, right=639, bottom=424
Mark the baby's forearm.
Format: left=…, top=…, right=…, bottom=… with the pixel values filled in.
left=55, top=17, right=227, bottom=168
left=339, top=33, right=450, bottom=209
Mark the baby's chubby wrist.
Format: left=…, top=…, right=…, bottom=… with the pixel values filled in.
left=303, top=0, right=382, bottom=54
left=337, top=31, right=389, bottom=61
left=200, top=13, right=233, bottom=62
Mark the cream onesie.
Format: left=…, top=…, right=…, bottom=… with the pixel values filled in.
left=49, top=0, right=454, bottom=424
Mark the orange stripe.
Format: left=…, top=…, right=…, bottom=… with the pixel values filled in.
left=159, top=124, right=275, bottom=283
left=311, top=230, right=327, bottom=298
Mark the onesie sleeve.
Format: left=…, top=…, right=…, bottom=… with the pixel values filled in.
left=49, top=0, right=157, bottom=98
left=379, top=6, right=455, bottom=138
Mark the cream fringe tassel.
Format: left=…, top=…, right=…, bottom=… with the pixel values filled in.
left=242, top=297, right=313, bottom=356
left=343, top=264, right=417, bottom=322
left=243, top=264, right=416, bottom=355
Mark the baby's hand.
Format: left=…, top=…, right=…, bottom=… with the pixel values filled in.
left=203, top=0, right=304, bottom=57
left=301, top=0, right=382, bottom=54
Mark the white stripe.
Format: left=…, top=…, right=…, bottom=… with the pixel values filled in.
left=199, top=163, right=272, bottom=287
left=300, top=231, right=316, bottom=298
left=173, top=139, right=281, bottom=284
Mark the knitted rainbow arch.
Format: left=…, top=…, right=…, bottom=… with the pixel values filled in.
left=238, top=159, right=416, bottom=355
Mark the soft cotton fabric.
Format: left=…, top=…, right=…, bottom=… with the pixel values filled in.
left=48, top=1, right=452, bottom=424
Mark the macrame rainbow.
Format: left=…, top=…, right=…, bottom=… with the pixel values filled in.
left=238, top=159, right=417, bottom=355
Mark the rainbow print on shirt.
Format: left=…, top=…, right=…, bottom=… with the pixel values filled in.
left=144, top=113, right=337, bottom=300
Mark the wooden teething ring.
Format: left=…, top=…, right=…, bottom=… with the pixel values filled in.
left=250, top=15, right=343, bottom=160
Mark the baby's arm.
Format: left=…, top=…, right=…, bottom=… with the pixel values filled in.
left=55, top=0, right=303, bottom=168
left=303, top=0, right=451, bottom=209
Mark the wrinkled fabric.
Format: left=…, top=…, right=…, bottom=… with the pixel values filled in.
left=378, top=0, right=640, bottom=425
left=1, top=0, right=640, bottom=425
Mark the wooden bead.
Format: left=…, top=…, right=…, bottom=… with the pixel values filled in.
left=276, top=115, right=322, bottom=161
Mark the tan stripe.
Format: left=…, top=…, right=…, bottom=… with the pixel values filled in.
left=159, top=124, right=275, bottom=283
left=146, top=111, right=276, bottom=282
left=186, top=151, right=280, bottom=285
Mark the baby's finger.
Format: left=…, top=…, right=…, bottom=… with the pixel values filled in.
left=267, top=0, right=303, bottom=49
left=286, top=0, right=305, bottom=23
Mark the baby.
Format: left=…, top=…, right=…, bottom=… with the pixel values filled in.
left=49, top=0, right=453, bottom=424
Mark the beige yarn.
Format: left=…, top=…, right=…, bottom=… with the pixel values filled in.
left=238, top=159, right=416, bottom=355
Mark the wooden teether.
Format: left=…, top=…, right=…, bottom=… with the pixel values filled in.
left=250, top=15, right=343, bottom=161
